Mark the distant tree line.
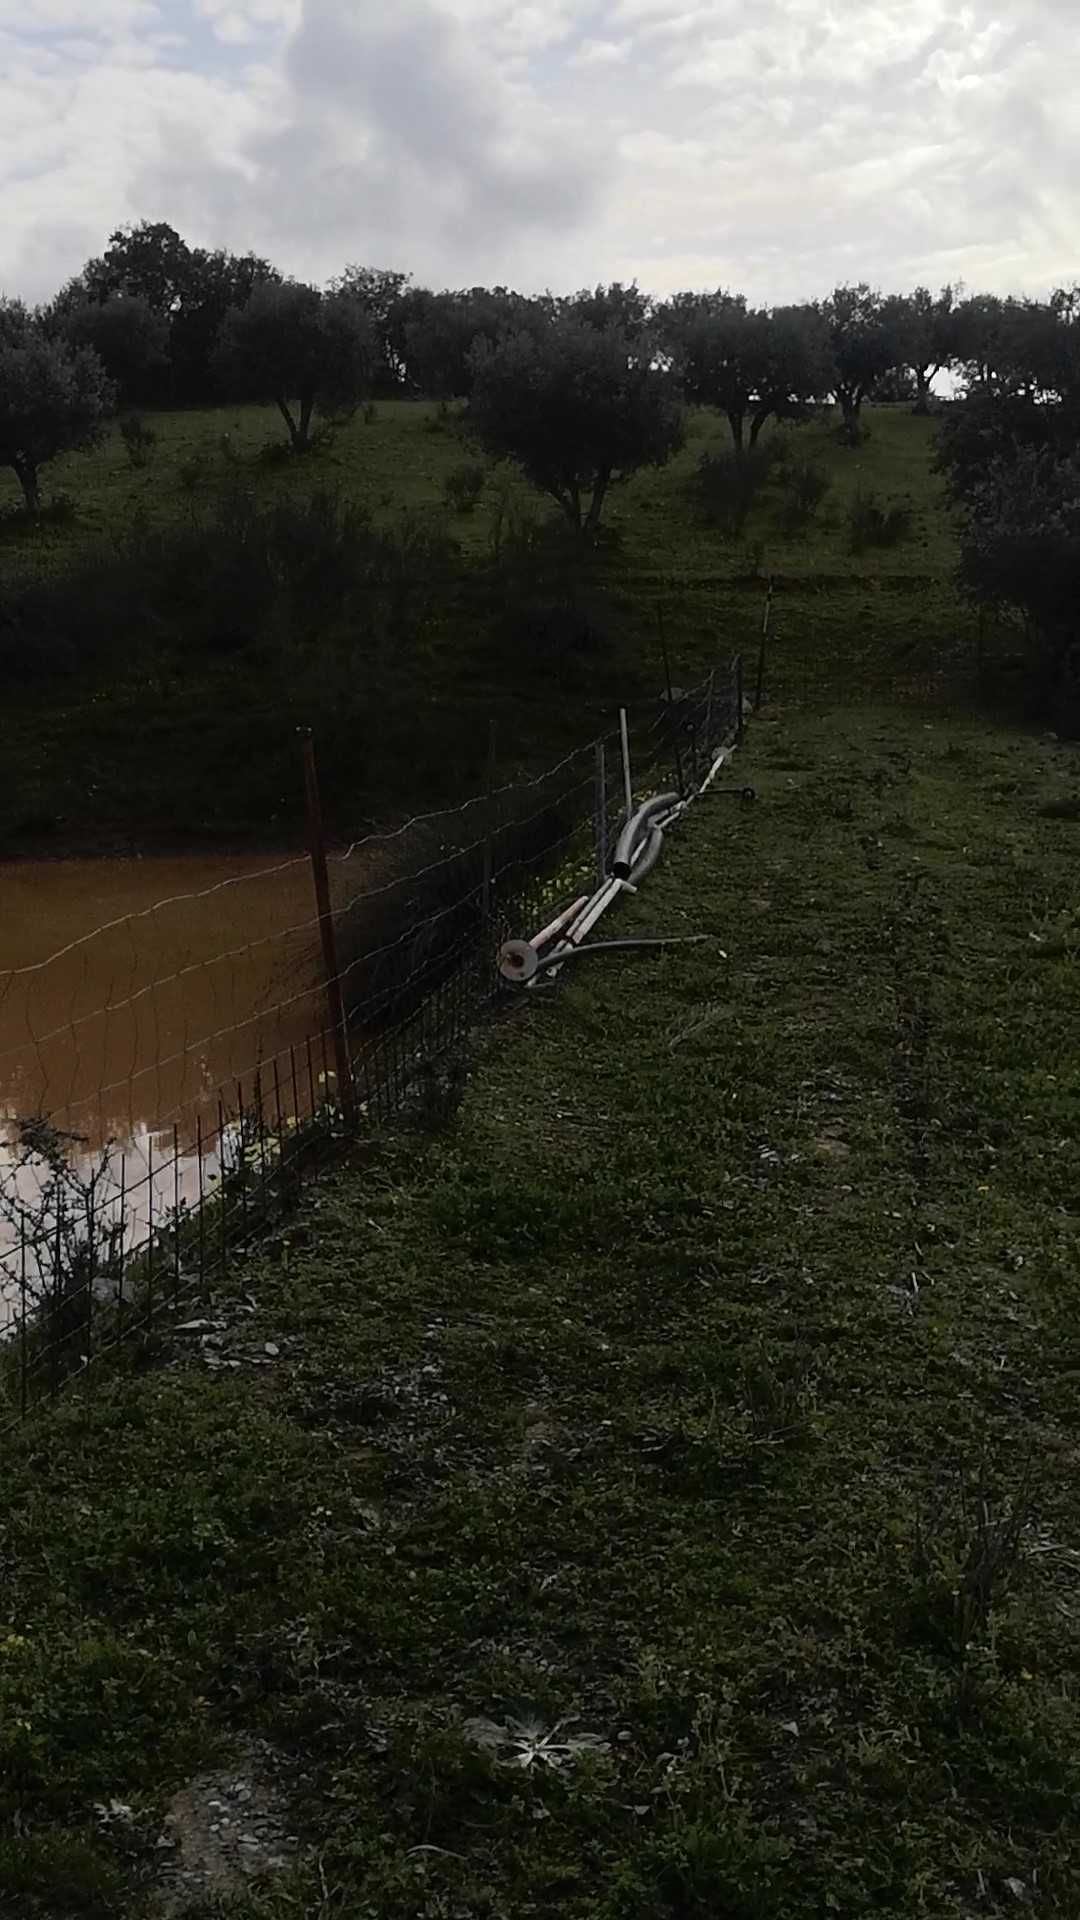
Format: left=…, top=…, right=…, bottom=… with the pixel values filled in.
left=2, top=217, right=1079, bottom=722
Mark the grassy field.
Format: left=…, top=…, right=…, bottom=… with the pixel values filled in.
left=5, top=703, right=1080, bottom=1917
left=0, top=401, right=975, bottom=857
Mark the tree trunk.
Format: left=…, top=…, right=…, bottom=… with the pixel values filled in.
left=12, top=455, right=39, bottom=513
left=837, top=387, right=862, bottom=446
left=298, top=390, right=316, bottom=449
left=749, top=408, right=770, bottom=448
left=913, top=367, right=932, bottom=415
left=584, top=470, right=611, bottom=537
left=276, top=397, right=302, bottom=450
left=727, top=410, right=746, bottom=457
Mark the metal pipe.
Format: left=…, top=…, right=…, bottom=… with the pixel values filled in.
left=532, top=933, right=712, bottom=973
left=619, top=707, right=633, bottom=822
left=612, top=792, right=680, bottom=878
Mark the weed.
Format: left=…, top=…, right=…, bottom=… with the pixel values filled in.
left=849, top=489, right=914, bottom=553
left=780, top=457, right=831, bottom=535
left=119, top=413, right=157, bottom=470
left=444, top=461, right=487, bottom=514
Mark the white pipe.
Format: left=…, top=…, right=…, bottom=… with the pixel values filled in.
left=698, top=745, right=732, bottom=796
left=531, top=895, right=589, bottom=951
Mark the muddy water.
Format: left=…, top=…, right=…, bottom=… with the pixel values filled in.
left=0, top=854, right=336, bottom=1336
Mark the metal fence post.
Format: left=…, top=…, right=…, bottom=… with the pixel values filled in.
left=300, top=730, right=356, bottom=1125
left=595, top=741, right=608, bottom=885
left=619, top=707, right=633, bottom=822
left=755, top=578, right=773, bottom=712
left=481, top=718, right=497, bottom=933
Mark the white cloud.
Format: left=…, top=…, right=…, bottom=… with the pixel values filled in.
left=1, top=0, right=1079, bottom=306
left=570, top=36, right=630, bottom=67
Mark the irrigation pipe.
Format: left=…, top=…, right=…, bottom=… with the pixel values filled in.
left=503, top=714, right=744, bottom=993
left=531, top=934, right=714, bottom=973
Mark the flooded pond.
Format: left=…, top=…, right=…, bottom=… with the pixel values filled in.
left=0, top=853, right=334, bottom=1337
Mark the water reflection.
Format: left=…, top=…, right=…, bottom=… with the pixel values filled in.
left=0, top=854, right=331, bottom=1335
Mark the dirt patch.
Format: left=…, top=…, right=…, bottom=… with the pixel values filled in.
left=155, top=1740, right=299, bottom=1914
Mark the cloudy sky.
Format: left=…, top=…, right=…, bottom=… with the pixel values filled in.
left=2, top=0, right=1077, bottom=306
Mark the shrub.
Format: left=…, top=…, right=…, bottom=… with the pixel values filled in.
left=780, top=458, right=831, bottom=535
left=693, top=443, right=780, bottom=536
left=848, top=490, right=914, bottom=553
left=118, top=413, right=157, bottom=470
left=176, top=450, right=208, bottom=493
left=444, top=462, right=486, bottom=514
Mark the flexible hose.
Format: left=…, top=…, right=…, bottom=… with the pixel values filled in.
left=533, top=933, right=713, bottom=972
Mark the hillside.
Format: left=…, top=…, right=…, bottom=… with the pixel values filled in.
left=0, top=404, right=974, bottom=857
left=5, top=703, right=1080, bottom=1917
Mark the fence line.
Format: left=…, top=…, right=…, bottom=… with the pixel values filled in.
left=0, top=651, right=745, bottom=1430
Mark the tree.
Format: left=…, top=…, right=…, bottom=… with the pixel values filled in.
left=883, top=285, right=960, bottom=412
left=0, top=303, right=114, bottom=510
left=170, top=247, right=280, bottom=404
left=661, top=291, right=757, bottom=452
left=81, top=221, right=194, bottom=316
left=214, top=281, right=374, bottom=450
left=467, top=318, right=684, bottom=535
left=662, top=294, right=830, bottom=453
left=58, top=224, right=279, bottom=404
left=938, top=289, right=1080, bottom=726
left=820, top=284, right=904, bottom=443
left=562, top=282, right=651, bottom=338
left=330, top=266, right=412, bottom=393
left=55, top=293, right=168, bottom=407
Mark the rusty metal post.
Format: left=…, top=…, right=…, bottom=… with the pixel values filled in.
left=300, top=730, right=356, bottom=1124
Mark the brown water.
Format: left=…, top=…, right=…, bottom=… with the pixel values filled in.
left=0, top=853, right=335, bottom=1334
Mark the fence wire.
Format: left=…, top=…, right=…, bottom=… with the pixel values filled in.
left=0, top=654, right=743, bottom=1430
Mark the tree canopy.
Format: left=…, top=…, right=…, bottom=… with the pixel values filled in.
left=820, top=284, right=904, bottom=442
left=467, top=317, right=684, bottom=534
left=0, top=301, right=114, bottom=509
left=214, top=281, right=374, bottom=450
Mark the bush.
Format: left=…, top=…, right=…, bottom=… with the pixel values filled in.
left=176, top=450, right=208, bottom=493
left=848, top=490, right=914, bottom=553
left=693, top=443, right=780, bottom=536
left=118, top=413, right=156, bottom=470
left=780, top=458, right=831, bottom=535
left=444, top=462, right=486, bottom=514
left=489, top=511, right=609, bottom=662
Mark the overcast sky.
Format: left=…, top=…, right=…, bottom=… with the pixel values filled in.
left=2, top=0, right=1078, bottom=307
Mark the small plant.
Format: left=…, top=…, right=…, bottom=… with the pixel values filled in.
left=906, top=1450, right=1039, bottom=1661
left=218, top=430, right=240, bottom=466
left=176, top=450, right=208, bottom=492
left=444, top=461, right=486, bottom=514
left=119, top=413, right=157, bottom=470
left=849, top=489, right=914, bottom=553
left=781, top=458, right=831, bottom=535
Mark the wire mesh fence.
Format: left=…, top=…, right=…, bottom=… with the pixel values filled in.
left=0, top=653, right=744, bottom=1430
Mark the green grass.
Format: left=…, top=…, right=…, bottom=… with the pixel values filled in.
left=0, top=402, right=971, bottom=855
left=6, top=705, right=1080, bottom=1916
